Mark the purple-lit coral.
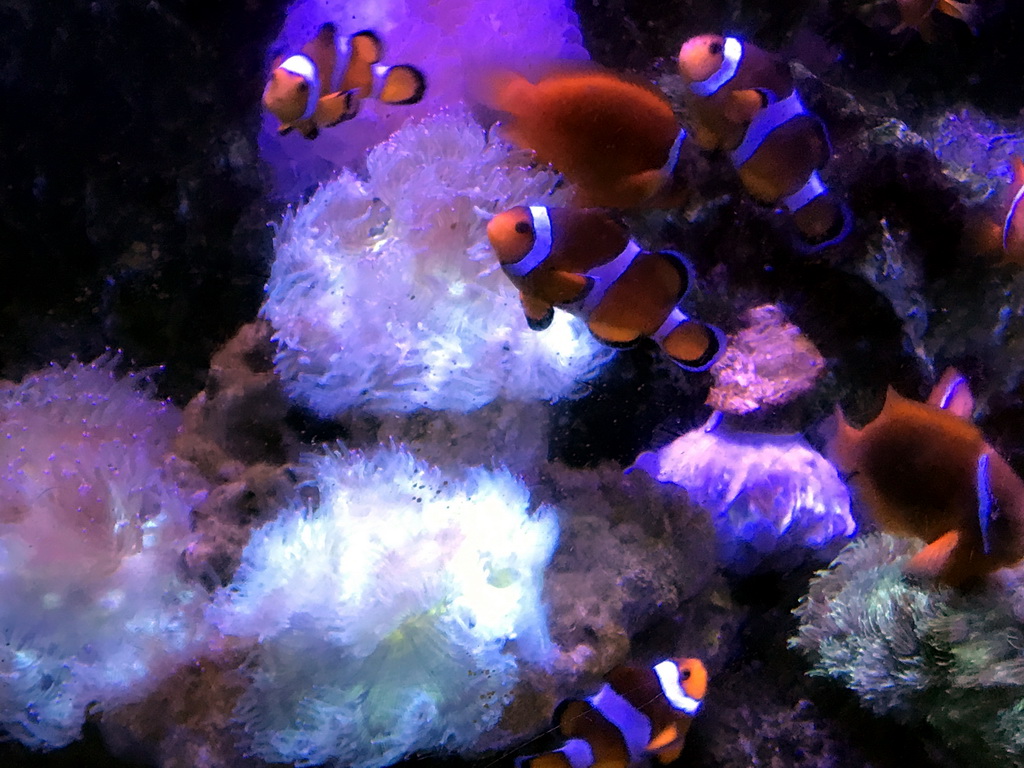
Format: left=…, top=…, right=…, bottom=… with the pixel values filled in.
left=0, top=357, right=208, bottom=749
left=207, top=443, right=559, bottom=768
left=632, top=418, right=854, bottom=572
left=263, top=109, right=611, bottom=419
left=260, top=0, right=589, bottom=193
left=707, top=305, right=826, bottom=415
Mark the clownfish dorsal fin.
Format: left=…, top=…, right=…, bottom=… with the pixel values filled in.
left=905, top=529, right=960, bottom=581
left=302, top=23, right=338, bottom=96
left=977, top=450, right=994, bottom=556
left=1011, top=157, right=1024, bottom=189
left=826, top=406, right=862, bottom=467
left=926, top=368, right=973, bottom=419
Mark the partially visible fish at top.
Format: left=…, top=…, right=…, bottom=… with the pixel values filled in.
left=893, top=0, right=977, bottom=43
left=471, top=64, right=698, bottom=209
left=263, top=23, right=427, bottom=140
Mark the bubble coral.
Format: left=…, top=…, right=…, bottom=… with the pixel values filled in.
left=0, top=357, right=208, bottom=749
left=207, top=443, right=559, bottom=768
left=632, top=418, right=854, bottom=573
left=262, top=109, right=611, bottom=419
left=260, top=0, right=589, bottom=193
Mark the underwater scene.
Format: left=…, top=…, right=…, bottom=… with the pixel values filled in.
left=6, top=0, right=1024, bottom=766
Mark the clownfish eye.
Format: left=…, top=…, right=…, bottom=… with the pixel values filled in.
left=681, top=668, right=691, bottom=680
left=709, top=42, right=723, bottom=55
left=297, top=81, right=309, bottom=91
left=514, top=221, right=531, bottom=235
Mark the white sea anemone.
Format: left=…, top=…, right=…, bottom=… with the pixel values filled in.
left=0, top=357, right=208, bottom=748
left=263, top=109, right=611, bottom=418
left=208, top=443, right=559, bottom=768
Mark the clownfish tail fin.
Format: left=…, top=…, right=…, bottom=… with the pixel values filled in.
left=653, top=309, right=726, bottom=372
left=378, top=64, right=428, bottom=105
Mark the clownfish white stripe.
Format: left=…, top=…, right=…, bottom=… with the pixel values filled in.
left=577, top=240, right=643, bottom=316
left=589, top=684, right=652, bottom=765
left=278, top=54, right=320, bottom=120
left=654, top=660, right=703, bottom=716
left=782, top=170, right=827, bottom=213
left=729, top=89, right=807, bottom=168
left=651, top=307, right=690, bottom=345
left=558, top=739, right=595, bottom=768
left=660, top=128, right=689, bottom=178
left=689, top=36, right=742, bottom=97
left=977, top=451, right=993, bottom=556
left=505, top=206, right=554, bottom=278
left=935, top=371, right=969, bottom=410
left=1003, top=181, right=1024, bottom=252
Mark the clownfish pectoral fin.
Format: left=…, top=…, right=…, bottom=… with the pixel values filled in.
left=318, top=90, right=360, bottom=127
left=724, top=89, right=768, bottom=125
left=927, top=368, right=974, bottom=419
left=378, top=65, right=427, bottom=105
left=277, top=123, right=294, bottom=136
left=905, top=530, right=960, bottom=581
left=653, top=310, right=726, bottom=372
left=520, top=292, right=555, bottom=331
left=646, top=724, right=680, bottom=753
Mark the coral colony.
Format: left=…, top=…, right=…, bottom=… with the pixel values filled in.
left=15, top=0, right=1024, bottom=767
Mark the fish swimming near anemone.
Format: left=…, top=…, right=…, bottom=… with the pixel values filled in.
left=677, top=34, right=850, bottom=250
left=677, top=34, right=793, bottom=153
left=893, top=0, right=977, bottom=43
left=472, top=65, right=697, bottom=209
left=516, top=658, right=707, bottom=768
left=263, top=23, right=426, bottom=140
left=827, top=368, right=1024, bottom=588
left=487, top=205, right=725, bottom=372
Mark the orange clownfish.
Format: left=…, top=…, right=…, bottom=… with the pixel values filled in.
left=677, top=35, right=850, bottom=250
left=516, top=658, right=707, bottom=768
left=828, top=368, right=1024, bottom=588
left=487, top=206, right=725, bottom=372
left=263, top=23, right=426, bottom=140
left=894, top=0, right=977, bottom=43
left=475, top=66, right=695, bottom=209
left=677, top=34, right=793, bottom=153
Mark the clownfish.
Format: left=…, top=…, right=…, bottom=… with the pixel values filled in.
left=473, top=66, right=695, bottom=209
left=677, top=34, right=793, bottom=153
left=263, top=23, right=426, bottom=140
left=516, top=658, right=708, bottom=768
left=677, top=35, right=850, bottom=250
left=487, top=206, right=725, bottom=372
left=828, top=368, right=1024, bottom=588
left=894, top=0, right=976, bottom=42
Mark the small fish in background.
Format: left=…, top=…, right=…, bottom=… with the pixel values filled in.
left=472, top=65, right=696, bottom=209
left=263, top=23, right=426, bottom=140
left=487, top=206, right=725, bottom=372
left=827, top=368, right=1024, bottom=588
left=677, top=34, right=850, bottom=250
left=516, top=658, right=708, bottom=768
left=893, top=0, right=977, bottom=43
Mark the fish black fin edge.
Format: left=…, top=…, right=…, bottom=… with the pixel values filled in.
left=650, top=250, right=695, bottom=303
left=793, top=199, right=853, bottom=255
left=667, top=322, right=727, bottom=372
left=349, top=29, right=384, bottom=63
left=380, top=65, right=428, bottom=105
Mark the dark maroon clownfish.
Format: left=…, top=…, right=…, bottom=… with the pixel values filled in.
left=486, top=206, right=725, bottom=372
left=515, top=658, right=708, bottom=768
left=263, top=23, right=427, bottom=140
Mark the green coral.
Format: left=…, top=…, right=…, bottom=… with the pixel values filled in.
left=791, top=534, right=1024, bottom=768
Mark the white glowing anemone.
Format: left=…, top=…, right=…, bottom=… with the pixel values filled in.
left=263, top=109, right=611, bottom=418
left=208, top=443, right=559, bottom=768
